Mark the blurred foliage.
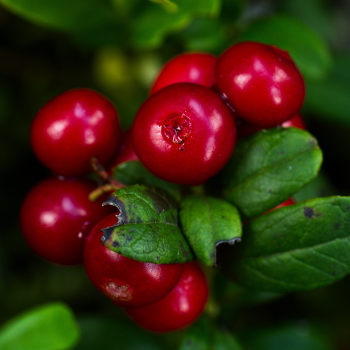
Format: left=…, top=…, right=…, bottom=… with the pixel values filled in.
left=0, top=0, right=350, bottom=349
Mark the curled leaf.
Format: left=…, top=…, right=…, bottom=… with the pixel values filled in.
left=102, top=184, right=194, bottom=264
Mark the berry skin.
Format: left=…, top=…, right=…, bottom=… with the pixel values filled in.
left=125, top=262, right=208, bottom=333
left=215, top=42, right=305, bottom=128
left=281, top=114, right=306, bottom=129
left=237, top=113, right=307, bottom=138
left=83, top=213, right=184, bottom=308
left=267, top=197, right=296, bottom=214
left=20, top=176, right=112, bottom=265
left=31, top=88, right=121, bottom=177
left=150, top=52, right=217, bottom=94
left=132, top=83, right=236, bottom=186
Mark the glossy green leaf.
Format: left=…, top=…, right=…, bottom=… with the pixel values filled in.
left=305, top=54, right=350, bottom=126
left=102, top=184, right=194, bottom=263
left=0, top=0, right=118, bottom=32
left=0, top=303, right=80, bottom=350
left=228, top=196, right=350, bottom=292
left=112, top=160, right=181, bottom=201
left=219, top=127, right=322, bottom=220
left=179, top=195, right=242, bottom=266
left=131, top=0, right=220, bottom=48
left=239, top=14, right=332, bottom=80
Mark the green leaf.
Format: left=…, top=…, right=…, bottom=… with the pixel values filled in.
left=227, top=196, right=350, bottom=292
left=178, top=18, right=230, bottom=54
left=239, top=14, right=332, bottom=80
left=179, top=195, right=242, bottom=266
left=214, top=329, right=242, bottom=350
left=112, top=161, right=182, bottom=201
left=305, top=54, right=350, bottom=126
left=178, top=317, right=212, bottom=350
left=219, top=127, right=322, bottom=220
left=293, top=171, right=337, bottom=202
left=239, top=322, right=333, bottom=350
left=178, top=316, right=243, bottom=350
left=0, top=0, right=123, bottom=46
left=148, top=0, right=179, bottom=12
left=0, top=303, right=80, bottom=350
left=102, top=184, right=194, bottom=263
left=131, top=0, right=220, bottom=48
left=75, top=314, right=164, bottom=350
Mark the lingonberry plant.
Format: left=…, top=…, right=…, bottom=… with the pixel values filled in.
left=7, top=1, right=350, bottom=348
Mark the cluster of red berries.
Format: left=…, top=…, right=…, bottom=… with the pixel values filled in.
left=20, top=40, right=306, bottom=333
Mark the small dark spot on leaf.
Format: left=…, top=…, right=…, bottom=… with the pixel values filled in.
left=136, top=217, right=142, bottom=223
left=129, top=228, right=135, bottom=233
left=156, top=256, right=160, bottom=260
left=304, top=207, right=316, bottom=218
left=134, top=205, right=137, bottom=208
left=112, top=241, right=120, bottom=248
left=126, top=235, right=132, bottom=241
left=334, top=222, right=340, bottom=230
left=280, top=150, right=285, bottom=155
left=309, top=138, right=316, bottom=147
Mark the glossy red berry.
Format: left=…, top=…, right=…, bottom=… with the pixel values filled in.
left=150, top=52, right=217, bottom=94
left=125, top=261, right=208, bottom=333
left=83, top=213, right=185, bottom=308
left=281, top=114, right=306, bottom=129
left=132, top=83, right=236, bottom=186
left=20, top=176, right=112, bottom=265
left=215, top=42, right=305, bottom=128
left=31, top=88, right=121, bottom=177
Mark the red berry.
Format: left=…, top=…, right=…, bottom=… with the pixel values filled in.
left=273, top=197, right=296, bottom=209
left=150, top=52, right=217, bottom=94
left=132, top=83, right=236, bottom=185
left=237, top=113, right=307, bottom=139
left=281, top=114, right=306, bottom=129
left=215, top=42, right=305, bottom=128
left=83, top=213, right=184, bottom=308
left=31, top=88, right=121, bottom=177
left=125, top=262, right=208, bottom=333
left=20, top=176, right=112, bottom=265
left=107, top=129, right=139, bottom=172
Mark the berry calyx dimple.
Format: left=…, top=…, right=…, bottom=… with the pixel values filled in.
left=162, top=114, right=191, bottom=144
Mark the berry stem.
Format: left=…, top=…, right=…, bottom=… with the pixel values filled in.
left=89, top=157, right=125, bottom=201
